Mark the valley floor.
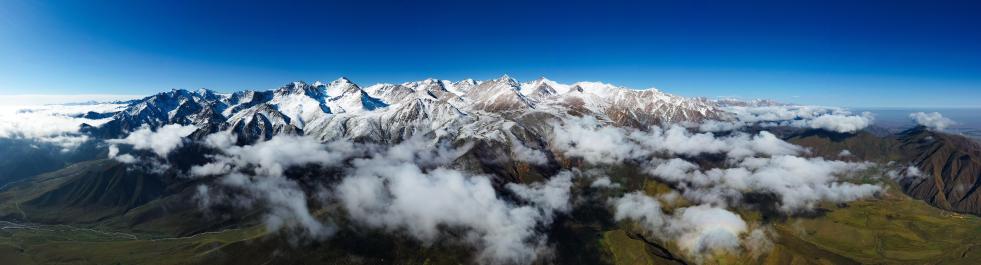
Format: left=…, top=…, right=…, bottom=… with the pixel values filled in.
left=2, top=179, right=980, bottom=265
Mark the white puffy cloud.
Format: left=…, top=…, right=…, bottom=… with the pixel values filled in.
left=114, top=154, right=139, bottom=164
left=550, top=113, right=882, bottom=261
left=510, top=139, right=549, bottom=166
left=507, top=171, right=575, bottom=216
left=107, top=144, right=138, bottom=164
left=702, top=105, right=874, bottom=133
left=590, top=176, right=621, bottom=189
left=668, top=205, right=748, bottom=255
left=550, top=116, right=640, bottom=164
left=611, top=193, right=749, bottom=258
left=551, top=117, right=803, bottom=164
left=910, top=112, right=955, bottom=131
left=192, top=133, right=573, bottom=264
left=887, top=165, right=925, bottom=181
left=613, top=192, right=667, bottom=232
left=190, top=133, right=364, bottom=239
left=190, top=134, right=356, bottom=177
left=647, top=156, right=880, bottom=212
left=221, top=171, right=336, bottom=238
left=720, top=131, right=803, bottom=160
left=203, top=130, right=237, bottom=149
left=108, top=124, right=197, bottom=157
left=552, top=116, right=880, bottom=213
left=108, top=144, right=120, bottom=157
left=802, top=112, right=874, bottom=133
left=338, top=166, right=546, bottom=264
left=335, top=138, right=573, bottom=264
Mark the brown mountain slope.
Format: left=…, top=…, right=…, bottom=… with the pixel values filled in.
left=897, top=126, right=981, bottom=215
left=783, top=129, right=901, bottom=162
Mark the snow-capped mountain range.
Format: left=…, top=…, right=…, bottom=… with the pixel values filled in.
left=84, top=75, right=722, bottom=144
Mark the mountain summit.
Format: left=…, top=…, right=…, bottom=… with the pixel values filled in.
left=87, top=76, right=721, bottom=143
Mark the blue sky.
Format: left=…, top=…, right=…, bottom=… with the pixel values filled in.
left=1, top=0, right=980, bottom=107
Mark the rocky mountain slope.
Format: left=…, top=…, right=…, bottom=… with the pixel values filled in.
left=85, top=75, right=722, bottom=144
left=783, top=125, right=981, bottom=216
left=897, top=126, right=981, bottom=215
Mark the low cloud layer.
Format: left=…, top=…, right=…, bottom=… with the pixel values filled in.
left=0, top=103, right=124, bottom=149
left=648, top=156, right=880, bottom=212
left=910, top=112, right=956, bottom=131
left=0, top=95, right=136, bottom=107
left=551, top=116, right=803, bottom=164
left=552, top=115, right=882, bottom=261
left=700, top=105, right=874, bottom=133
left=551, top=118, right=881, bottom=213
left=191, top=131, right=356, bottom=177
left=108, top=124, right=197, bottom=157
left=337, top=138, right=574, bottom=264
left=190, top=132, right=359, bottom=239
left=613, top=193, right=750, bottom=257
left=190, top=134, right=574, bottom=264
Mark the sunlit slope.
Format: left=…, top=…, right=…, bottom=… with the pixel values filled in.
left=600, top=179, right=981, bottom=265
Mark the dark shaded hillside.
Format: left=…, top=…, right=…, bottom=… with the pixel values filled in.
left=0, top=159, right=168, bottom=223
left=0, top=138, right=102, bottom=187
left=897, top=126, right=981, bottom=215
left=24, top=160, right=166, bottom=222
left=0, top=157, right=254, bottom=236
left=784, top=129, right=902, bottom=162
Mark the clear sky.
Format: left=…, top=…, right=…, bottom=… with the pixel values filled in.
left=1, top=0, right=980, bottom=108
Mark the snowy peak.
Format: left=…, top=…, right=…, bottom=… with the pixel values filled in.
left=451, top=79, right=479, bottom=94
left=332, top=77, right=354, bottom=85
left=415, top=78, right=455, bottom=98
left=467, top=75, right=522, bottom=98
left=327, top=88, right=386, bottom=113
left=195, top=88, right=219, bottom=100
left=571, top=81, right=620, bottom=98
left=528, top=81, right=558, bottom=99
left=270, top=81, right=331, bottom=128
left=495, top=74, right=520, bottom=87
left=364, top=83, right=414, bottom=104
left=520, top=77, right=570, bottom=96
left=94, top=75, right=723, bottom=142
left=403, top=78, right=448, bottom=91
left=713, top=98, right=785, bottom=107
left=326, top=79, right=387, bottom=114
left=464, top=75, right=534, bottom=112
left=327, top=77, right=359, bottom=98
left=275, top=81, right=326, bottom=98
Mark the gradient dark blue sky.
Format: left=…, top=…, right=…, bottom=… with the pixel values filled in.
left=1, top=0, right=980, bottom=107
